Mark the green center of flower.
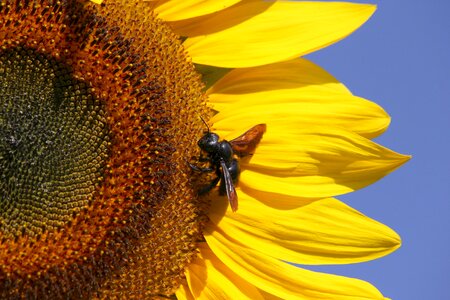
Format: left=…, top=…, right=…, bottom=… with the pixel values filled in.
left=0, top=47, right=110, bottom=238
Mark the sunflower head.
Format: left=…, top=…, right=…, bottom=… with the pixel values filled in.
left=0, top=0, right=210, bottom=297
left=0, top=0, right=411, bottom=299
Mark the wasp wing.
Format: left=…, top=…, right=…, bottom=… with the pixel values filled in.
left=219, top=159, right=238, bottom=212
left=229, top=124, right=266, bottom=157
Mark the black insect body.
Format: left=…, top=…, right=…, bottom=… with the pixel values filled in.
left=190, top=123, right=266, bottom=212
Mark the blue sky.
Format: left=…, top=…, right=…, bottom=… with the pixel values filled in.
left=304, top=1, right=449, bottom=299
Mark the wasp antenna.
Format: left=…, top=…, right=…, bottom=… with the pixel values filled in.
left=199, top=116, right=210, bottom=133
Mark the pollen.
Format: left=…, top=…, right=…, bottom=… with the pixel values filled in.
left=0, top=0, right=208, bottom=298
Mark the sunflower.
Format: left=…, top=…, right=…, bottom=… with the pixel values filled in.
left=0, top=0, right=409, bottom=299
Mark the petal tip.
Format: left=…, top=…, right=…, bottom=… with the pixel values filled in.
left=390, top=229, right=402, bottom=250
left=399, top=154, right=412, bottom=165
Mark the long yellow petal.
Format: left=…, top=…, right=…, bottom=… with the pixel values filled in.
left=210, top=93, right=390, bottom=140
left=169, top=1, right=274, bottom=38
left=207, top=59, right=391, bottom=138
left=235, top=127, right=409, bottom=198
left=184, top=243, right=264, bottom=300
left=90, top=0, right=103, bottom=4
left=208, top=58, right=350, bottom=96
left=176, top=281, right=196, bottom=300
left=257, top=290, right=284, bottom=300
left=154, top=0, right=241, bottom=22
left=184, top=2, right=376, bottom=67
left=208, top=195, right=401, bottom=265
left=205, top=226, right=387, bottom=299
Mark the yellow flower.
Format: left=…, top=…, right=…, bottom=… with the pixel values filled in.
left=155, top=1, right=410, bottom=299
left=0, top=0, right=409, bottom=299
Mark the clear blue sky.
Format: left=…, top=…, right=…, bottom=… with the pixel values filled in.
left=304, top=1, right=449, bottom=299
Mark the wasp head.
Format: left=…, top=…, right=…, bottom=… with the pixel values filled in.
left=198, top=132, right=220, bottom=153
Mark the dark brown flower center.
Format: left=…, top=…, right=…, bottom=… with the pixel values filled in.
left=0, top=0, right=208, bottom=298
left=0, top=47, right=110, bottom=238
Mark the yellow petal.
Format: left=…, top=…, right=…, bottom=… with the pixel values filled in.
left=169, top=1, right=274, bottom=38
left=208, top=58, right=350, bottom=96
left=208, top=59, right=391, bottom=138
left=210, top=94, right=390, bottom=140
left=236, top=127, right=410, bottom=198
left=208, top=194, right=400, bottom=265
left=257, top=290, right=284, bottom=300
left=205, top=226, right=386, bottom=299
left=90, top=0, right=103, bottom=4
left=184, top=2, right=376, bottom=67
left=185, top=243, right=264, bottom=300
left=154, top=0, right=241, bottom=22
left=176, top=281, right=196, bottom=300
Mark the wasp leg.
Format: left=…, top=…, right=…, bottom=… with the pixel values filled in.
left=198, top=176, right=221, bottom=195
left=188, top=162, right=215, bottom=173
left=198, top=155, right=211, bottom=163
left=190, top=153, right=211, bottom=163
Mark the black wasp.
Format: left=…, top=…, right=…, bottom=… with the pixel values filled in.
left=189, top=120, right=266, bottom=212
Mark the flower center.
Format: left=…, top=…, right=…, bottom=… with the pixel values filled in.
left=0, top=1, right=208, bottom=298
left=0, top=47, right=110, bottom=238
